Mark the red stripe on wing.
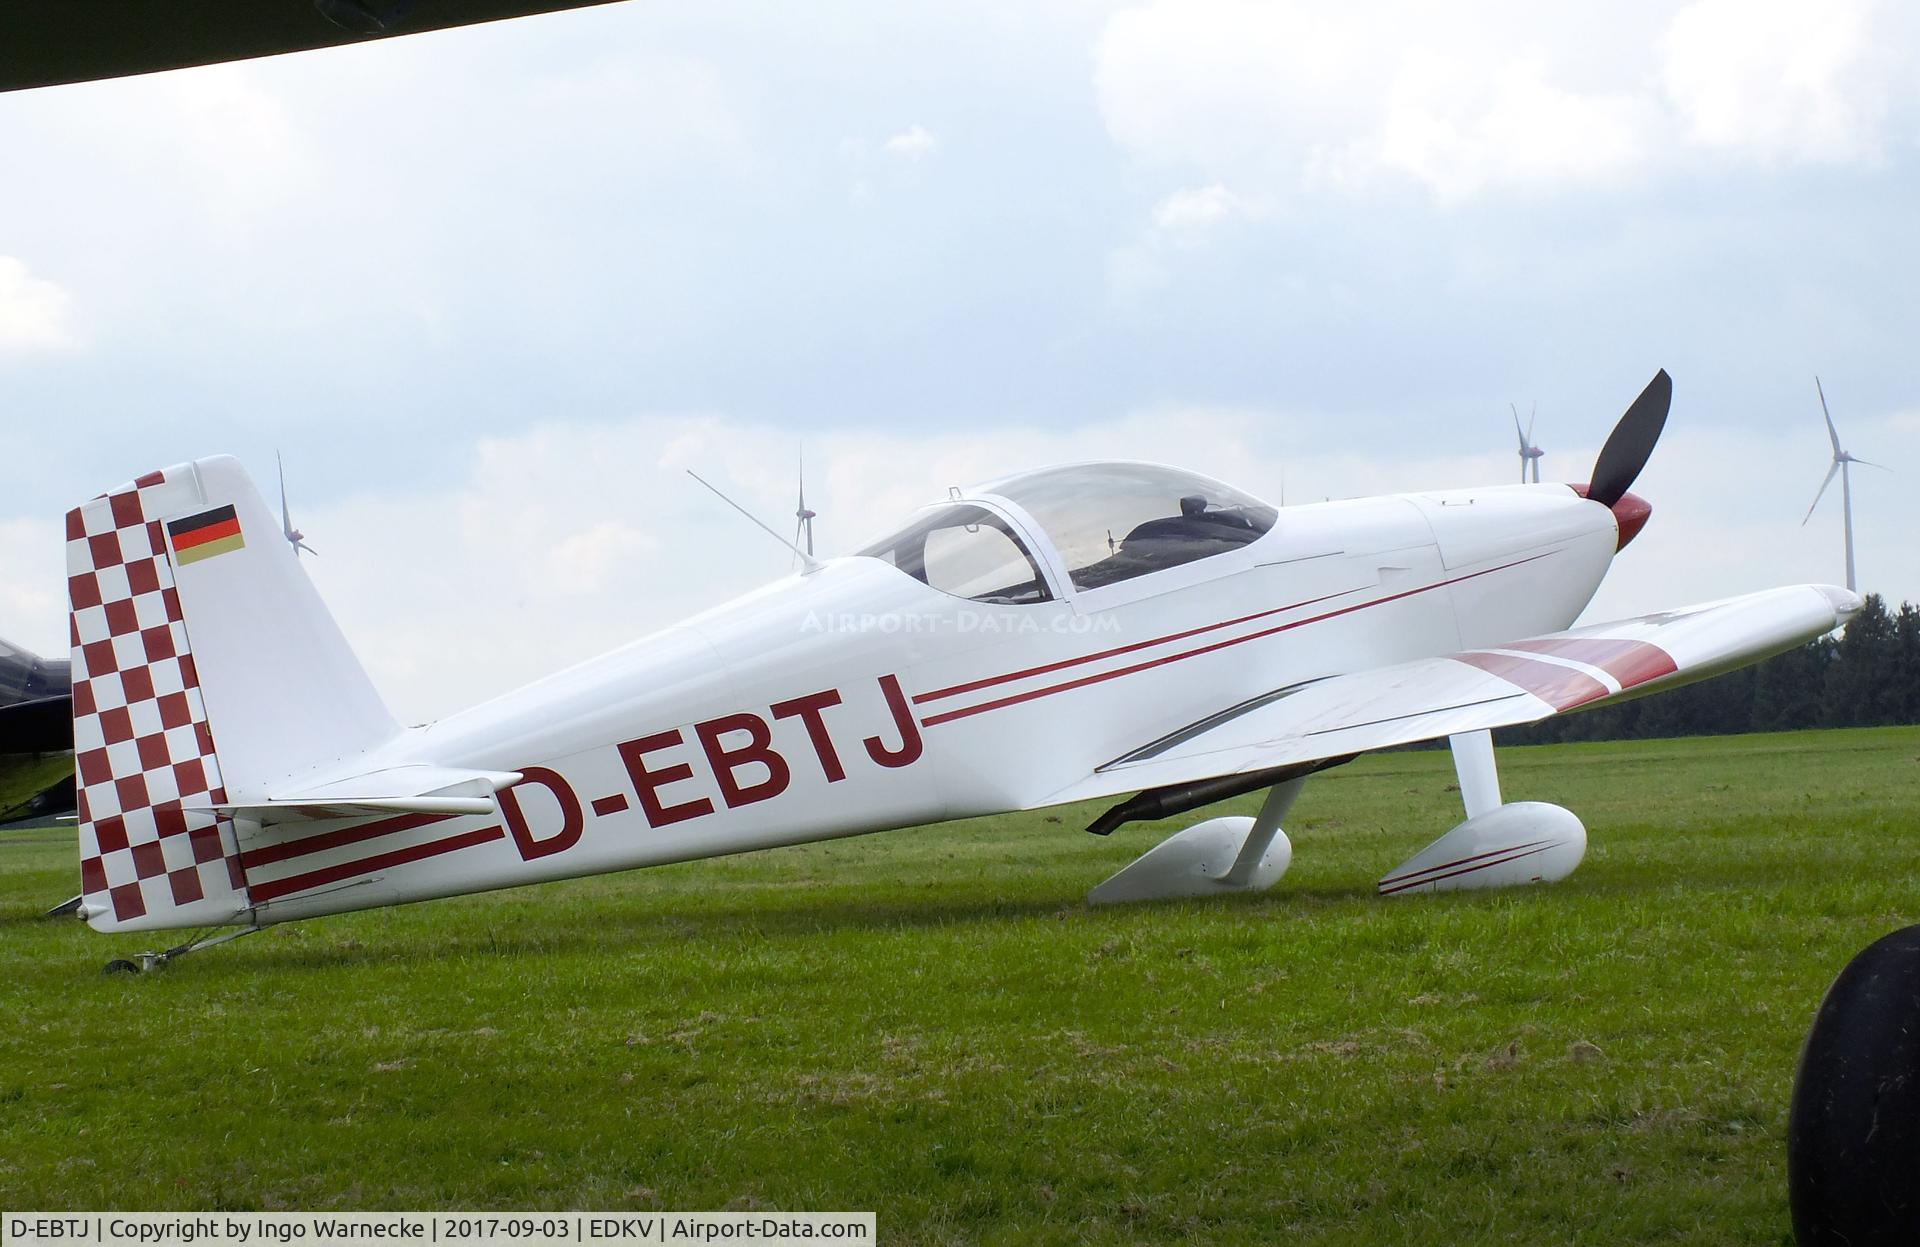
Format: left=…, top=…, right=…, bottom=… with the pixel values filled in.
left=1453, top=651, right=1609, bottom=712
left=1503, top=637, right=1679, bottom=688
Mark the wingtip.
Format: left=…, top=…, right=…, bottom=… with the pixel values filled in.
left=1815, top=584, right=1864, bottom=623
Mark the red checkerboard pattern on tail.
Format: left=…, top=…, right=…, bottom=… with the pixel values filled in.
left=68, top=467, right=252, bottom=931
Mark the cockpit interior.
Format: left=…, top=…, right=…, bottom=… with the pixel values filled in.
left=858, top=462, right=1277, bottom=605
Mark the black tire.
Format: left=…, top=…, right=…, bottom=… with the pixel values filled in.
left=101, top=958, right=140, bottom=976
left=1788, top=923, right=1920, bottom=1245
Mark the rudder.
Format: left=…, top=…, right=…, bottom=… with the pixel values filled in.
left=67, top=458, right=399, bottom=932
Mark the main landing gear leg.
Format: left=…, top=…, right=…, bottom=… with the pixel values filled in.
left=1087, top=776, right=1305, bottom=905
left=103, top=924, right=262, bottom=976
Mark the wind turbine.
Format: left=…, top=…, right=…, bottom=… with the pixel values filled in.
left=277, top=452, right=316, bottom=557
left=1802, top=377, right=1887, bottom=593
left=791, top=449, right=817, bottom=568
left=1512, top=402, right=1544, bottom=483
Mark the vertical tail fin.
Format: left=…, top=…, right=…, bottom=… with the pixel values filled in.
left=67, top=457, right=397, bottom=931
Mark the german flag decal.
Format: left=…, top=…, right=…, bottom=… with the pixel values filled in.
left=168, top=504, right=245, bottom=566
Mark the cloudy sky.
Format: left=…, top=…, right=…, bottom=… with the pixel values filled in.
left=2, top=0, right=1917, bottom=720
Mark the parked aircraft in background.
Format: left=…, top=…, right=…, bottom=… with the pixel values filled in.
left=0, top=635, right=74, bottom=826
left=58, top=371, right=1857, bottom=970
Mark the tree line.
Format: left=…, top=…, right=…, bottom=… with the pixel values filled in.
left=1495, top=594, right=1920, bottom=745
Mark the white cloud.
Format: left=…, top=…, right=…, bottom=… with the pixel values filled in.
left=516, top=51, right=754, bottom=170
left=882, top=125, right=939, bottom=159
left=1375, top=53, right=1654, bottom=202
left=0, top=257, right=77, bottom=356
left=1660, top=0, right=1896, bottom=163
left=1151, top=184, right=1258, bottom=231
left=117, top=65, right=318, bottom=223
left=0, top=517, right=68, bottom=658
left=1094, top=0, right=1918, bottom=203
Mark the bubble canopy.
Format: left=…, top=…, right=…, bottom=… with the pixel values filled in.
left=856, top=462, right=1277, bottom=603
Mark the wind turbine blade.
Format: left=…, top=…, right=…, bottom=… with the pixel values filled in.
left=1815, top=377, right=1842, bottom=457
left=1802, top=461, right=1840, bottom=525
left=1526, top=401, right=1536, bottom=445
left=1850, top=457, right=1892, bottom=472
left=276, top=451, right=294, bottom=537
left=1511, top=403, right=1527, bottom=451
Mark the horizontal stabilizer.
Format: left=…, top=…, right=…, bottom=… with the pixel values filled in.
left=188, top=765, right=522, bottom=825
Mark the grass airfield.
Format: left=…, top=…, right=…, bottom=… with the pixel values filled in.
left=2, top=727, right=1916, bottom=1244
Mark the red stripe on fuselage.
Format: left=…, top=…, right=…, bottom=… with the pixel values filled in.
left=248, top=824, right=504, bottom=903
left=239, top=811, right=453, bottom=870
left=1453, top=651, right=1609, bottom=712
left=920, top=555, right=1553, bottom=728
left=913, top=586, right=1364, bottom=704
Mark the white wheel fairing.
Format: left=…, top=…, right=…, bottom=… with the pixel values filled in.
left=1377, top=802, right=1587, bottom=897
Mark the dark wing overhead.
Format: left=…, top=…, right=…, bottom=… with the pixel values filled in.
left=0, top=1, right=627, bottom=94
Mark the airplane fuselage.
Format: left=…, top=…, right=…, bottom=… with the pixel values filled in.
left=237, top=481, right=1619, bottom=923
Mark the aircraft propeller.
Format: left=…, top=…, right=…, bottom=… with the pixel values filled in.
left=1586, top=369, right=1671, bottom=509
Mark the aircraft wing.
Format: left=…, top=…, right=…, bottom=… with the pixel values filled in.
left=1045, top=584, right=1858, bottom=808
left=0, top=695, right=73, bottom=753
left=0, top=1, right=627, bottom=94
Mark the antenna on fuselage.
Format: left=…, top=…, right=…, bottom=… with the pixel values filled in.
left=685, top=469, right=824, bottom=574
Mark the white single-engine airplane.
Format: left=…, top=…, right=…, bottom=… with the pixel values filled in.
left=64, top=371, right=1858, bottom=969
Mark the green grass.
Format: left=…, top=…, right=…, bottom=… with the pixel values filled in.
left=3, top=727, right=1918, bottom=1244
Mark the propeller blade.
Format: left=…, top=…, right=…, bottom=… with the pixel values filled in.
left=1587, top=369, right=1671, bottom=508
left=1511, top=403, right=1528, bottom=452
left=1802, top=461, right=1840, bottom=525
left=1850, top=457, right=1892, bottom=472
left=1815, top=377, right=1842, bottom=457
